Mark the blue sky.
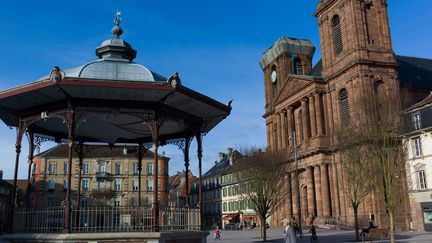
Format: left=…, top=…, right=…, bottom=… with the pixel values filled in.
left=0, top=1, right=431, bottom=179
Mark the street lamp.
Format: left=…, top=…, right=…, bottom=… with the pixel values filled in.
left=291, top=131, right=302, bottom=235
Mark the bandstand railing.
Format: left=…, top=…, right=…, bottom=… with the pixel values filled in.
left=12, top=206, right=200, bottom=233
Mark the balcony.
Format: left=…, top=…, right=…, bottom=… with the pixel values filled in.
left=96, top=172, right=114, bottom=181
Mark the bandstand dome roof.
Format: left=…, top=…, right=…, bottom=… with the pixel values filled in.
left=0, top=14, right=231, bottom=144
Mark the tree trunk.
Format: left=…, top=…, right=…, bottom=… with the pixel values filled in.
left=353, top=204, right=359, bottom=241
left=261, top=218, right=267, bottom=241
left=389, top=211, right=395, bottom=243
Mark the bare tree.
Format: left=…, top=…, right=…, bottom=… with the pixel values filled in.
left=342, top=85, right=407, bottom=243
left=241, top=149, right=291, bottom=241
left=336, top=127, right=373, bottom=241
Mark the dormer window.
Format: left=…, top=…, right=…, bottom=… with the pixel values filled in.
left=412, top=112, right=421, bottom=131
left=293, top=58, right=304, bottom=75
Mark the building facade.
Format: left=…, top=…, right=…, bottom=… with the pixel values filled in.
left=168, top=170, right=195, bottom=208
left=189, top=148, right=241, bottom=229
left=221, top=159, right=258, bottom=230
left=260, top=0, right=432, bottom=230
left=403, top=93, right=432, bottom=232
left=31, top=144, right=169, bottom=208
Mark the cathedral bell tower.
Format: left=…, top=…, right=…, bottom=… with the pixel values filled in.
left=314, top=0, right=397, bottom=78
left=314, top=0, right=398, bottom=126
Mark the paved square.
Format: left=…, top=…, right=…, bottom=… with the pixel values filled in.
left=207, top=227, right=432, bottom=243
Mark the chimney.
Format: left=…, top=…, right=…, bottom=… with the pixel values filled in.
left=218, top=152, right=225, bottom=162
left=227, top=148, right=234, bottom=166
left=0, top=170, right=3, bottom=180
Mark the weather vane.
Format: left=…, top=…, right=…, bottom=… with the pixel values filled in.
left=114, top=9, right=122, bottom=25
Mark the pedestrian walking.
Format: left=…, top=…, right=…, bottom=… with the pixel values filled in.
left=284, top=222, right=297, bottom=243
left=214, top=226, right=221, bottom=240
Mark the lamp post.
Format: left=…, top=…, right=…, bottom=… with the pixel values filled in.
left=291, top=131, right=302, bottom=235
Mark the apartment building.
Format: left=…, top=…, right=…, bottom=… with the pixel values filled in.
left=31, top=144, right=169, bottom=208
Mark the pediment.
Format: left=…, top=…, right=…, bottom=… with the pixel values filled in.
left=274, top=76, right=313, bottom=104
left=414, top=162, right=426, bottom=171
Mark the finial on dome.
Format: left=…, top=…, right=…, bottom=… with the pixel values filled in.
left=112, top=9, right=123, bottom=38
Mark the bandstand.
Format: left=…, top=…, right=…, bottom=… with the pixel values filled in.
left=0, top=13, right=230, bottom=242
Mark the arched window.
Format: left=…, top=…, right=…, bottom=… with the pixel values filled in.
left=293, top=58, right=304, bottom=75
left=332, top=15, right=343, bottom=55
left=339, top=89, right=350, bottom=127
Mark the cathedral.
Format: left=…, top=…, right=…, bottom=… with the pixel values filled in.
left=260, top=0, right=432, bottom=230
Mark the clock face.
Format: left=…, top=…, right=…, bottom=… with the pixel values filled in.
left=271, top=70, right=277, bottom=83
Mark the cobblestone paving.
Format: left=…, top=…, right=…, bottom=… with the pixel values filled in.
left=207, top=227, right=432, bottom=243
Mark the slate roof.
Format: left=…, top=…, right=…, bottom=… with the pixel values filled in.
left=202, top=150, right=242, bottom=178
left=35, top=144, right=168, bottom=160
left=309, top=55, right=432, bottom=89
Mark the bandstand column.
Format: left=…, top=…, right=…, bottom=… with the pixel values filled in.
left=138, top=143, right=144, bottom=206
left=151, top=122, right=160, bottom=232
left=77, top=141, right=84, bottom=209
left=64, top=107, right=75, bottom=233
left=183, top=136, right=192, bottom=206
left=26, top=132, right=34, bottom=208
left=315, top=93, right=324, bottom=136
left=196, top=132, right=204, bottom=230
left=309, top=95, right=317, bottom=137
left=11, top=120, right=24, bottom=231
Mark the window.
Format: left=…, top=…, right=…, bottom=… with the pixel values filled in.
left=339, top=89, right=350, bottom=127
left=63, top=162, right=68, bottom=174
left=48, top=180, right=55, bottom=190
left=133, top=163, right=139, bottom=175
left=63, top=179, right=68, bottom=191
left=413, top=113, right=421, bottom=131
left=47, top=197, right=55, bottom=207
left=132, top=195, right=139, bottom=206
left=48, top=162, right=56, bottom=174
left=147, top=179, right=153, bottom=191
left=223, top=188, right=227, bottom=197
left=115, top=179, right=121, bottom=191
left=98, top=162, right=106, bottom=173
left=418, top=170, right=427, bottom=190
left=81, top=197, right=88, bottom=207
left=82, top=179, right=89, bottom=190
left=115, top=163, right=122, bottom=175
left=147, top=163, right=153, bottom=175
left=114, top=196, right=121, bottom=207
left=332, top=15, right=343, bottom=55
left=83, top=163, right=89, bottom=174
left=412, top=137, right=423, bottom=157
left=293, top=58, right=304, bottom=75
left=97, top=181, right=105, bottom=189
left=132, top=180, right=139, bottom=191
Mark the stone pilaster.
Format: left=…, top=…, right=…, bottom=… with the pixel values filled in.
left=307, top=166, right=316, bottom=217
left=301, top=99, right=310, bottom=140
left=314, top=165, right=323, bottom=217
left=276, top=113, right=282, bottom=150
left=321, top=164, right=331, bottom=217
left=292, top=172, right=298, bottom=217
left=309, top=95, right=317, bottom=137
left=287, top=107, right=293, bottom=147
left=315, top=92, right=324, bottom=136
left=281, top=110, right=287, bottom=148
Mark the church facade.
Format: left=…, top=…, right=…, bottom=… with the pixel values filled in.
left=260, top=0, right=432, bottom=230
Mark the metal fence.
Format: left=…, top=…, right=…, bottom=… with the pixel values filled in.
left=12, top=206, right=200, bottom=233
